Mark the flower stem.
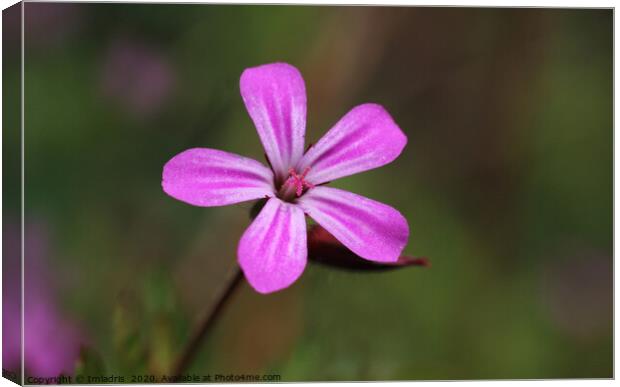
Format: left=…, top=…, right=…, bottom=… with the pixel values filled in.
left=173, top=267, right=244, bottom=376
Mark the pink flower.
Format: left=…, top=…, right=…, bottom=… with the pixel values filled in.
left=100, top=38, right=175, bottom=118
left=163, top=63, right=409, bottom=294
left=3, top=221, right=83, bottom=378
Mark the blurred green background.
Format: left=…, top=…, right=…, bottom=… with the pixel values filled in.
left=4, top=4, right=612, bottom=381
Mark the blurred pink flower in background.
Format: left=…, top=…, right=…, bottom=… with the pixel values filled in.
left=25, top=3, right=83, bottom=47
left=4, top=3, right=82, bottom=48
left=100, top=38, right=175, bottom=118
left=3, top=221, right=84, bottom=378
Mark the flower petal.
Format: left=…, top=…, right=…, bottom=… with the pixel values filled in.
left=238, top=198, right=308, bottom=294
left=298, top=186, right=409, bottom=263
left=298, top=103, right=407, bottom=185
left=162, top=148, right=275, bottom=207
left=240, top=63, right=307, bottom=179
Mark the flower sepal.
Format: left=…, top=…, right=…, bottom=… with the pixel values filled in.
left=307, top=224, right=429, bottom=271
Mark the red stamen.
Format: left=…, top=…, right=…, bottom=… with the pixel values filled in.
left=300, top=167, right=311, bottom=179
left=284, top=167, right=314, bottom=197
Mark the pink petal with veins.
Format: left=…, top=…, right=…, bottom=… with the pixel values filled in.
left=298, top=103, right=406, bottom=185
left=162, top=148, right=275, bottom=207
left=298, top=186, right=409, bottom=263
left=240, top=63, right=307, bottom=180
left=238, top=198, right=307, bottom=294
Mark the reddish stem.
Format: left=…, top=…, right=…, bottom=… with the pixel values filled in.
left=172, top=268, right=244, bottom=376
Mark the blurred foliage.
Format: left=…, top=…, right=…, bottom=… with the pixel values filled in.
left=6, top=4, right=612, bottom=381
left=109, top=270, right=189, bottom=377
left=75, top=347, right=106, bottom=378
